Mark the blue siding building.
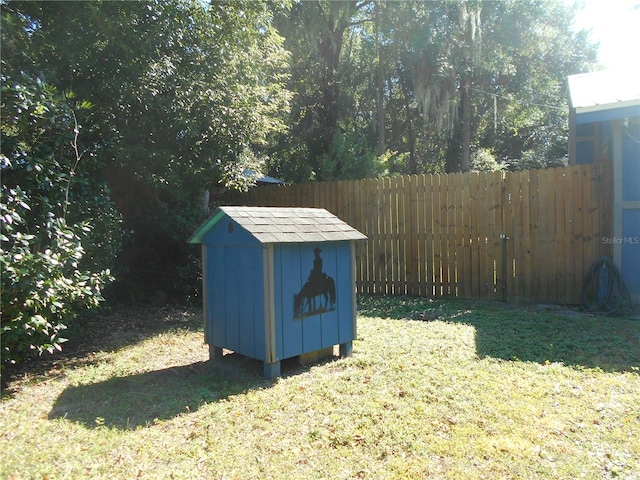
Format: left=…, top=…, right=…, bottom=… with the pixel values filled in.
left=189, top=206, right=366, bottom=378
left=568, top=71, right=640, bottom=304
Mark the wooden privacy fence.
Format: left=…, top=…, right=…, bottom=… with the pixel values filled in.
left=225, top=161, right=613, bottom=304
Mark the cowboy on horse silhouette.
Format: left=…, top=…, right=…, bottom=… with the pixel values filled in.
left=294, top=247, right=336, bottom=319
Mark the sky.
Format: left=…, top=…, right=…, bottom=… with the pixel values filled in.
left=568, top=0, right=640, bottom=73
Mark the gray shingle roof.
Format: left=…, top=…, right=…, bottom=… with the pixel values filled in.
left=189, top=206, right=367, bottom=244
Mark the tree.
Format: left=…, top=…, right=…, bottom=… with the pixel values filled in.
left=8, top=0, right=291, bottom=194
left=3, top=0, right=292, bottom=303
left=398, top=0, right=598, bottom=172
left=273, top=0, right=382, bottom=182
left=274, top=0, right=597, bottom=178
left=0, top=73, right=115, bottom=369
left=453, top=0, right=598, bottom=169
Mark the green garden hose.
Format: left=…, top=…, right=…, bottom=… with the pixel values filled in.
left=582, top=257, right=633, bottom=316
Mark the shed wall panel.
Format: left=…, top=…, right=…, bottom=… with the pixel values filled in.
left=263, top=245, right=276, bottom=364
left=205, top=243, right=265, bottom=359
left=272, top=242, right=355, bottom=360
left=238, top=246, right=264, bottom=358
left=319, top=243, right=339, bottom=349
left=271, top=246, right=284, bottom=360
left=253, top=257, right=266, bottom=361
left=202, top=247, right=210, bottom=345
left=622, top=123, right=640, bottom=202
left=622, top=209, right=640, bottom=301
left=275, top=244, right=304, bottom=359
left=201, top=219, right=261, bottom=247
left=303, top=304, right=323, bottom=354
left=208, top=246, right=227, bottom=348
left=224, top=245, right=241, bottom=352
left=335, top=244, right=356, bottom=344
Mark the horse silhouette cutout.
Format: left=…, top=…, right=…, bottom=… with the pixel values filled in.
left=294, top=247, right=336, bottom=319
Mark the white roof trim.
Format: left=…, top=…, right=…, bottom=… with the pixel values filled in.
left=574, top=98, right=640, bottom=115
left=568, top=70, right=640, bottom=114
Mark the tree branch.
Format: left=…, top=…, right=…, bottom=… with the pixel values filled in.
left=63, top=109, right=83, bottom=221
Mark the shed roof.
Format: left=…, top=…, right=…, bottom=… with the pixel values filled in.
left=243, top=169, right=285, bottom=185
left=189, top=206, right=367, bottom=244
left=568, top=70, right=640, bottom=115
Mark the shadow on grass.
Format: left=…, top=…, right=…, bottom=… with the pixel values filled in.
left=49, top=353, right=321, bottom=430
left=49, top=354, right=253, bottom=429
left=3, top=307, right=204, bottom=392
left=358, top=295, right=640, bottom=373
left=456, top=308, right=639, bottom=373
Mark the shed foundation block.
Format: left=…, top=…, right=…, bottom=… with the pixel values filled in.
left=339, top=341, right=353, bottom=357
left=209, top=346, right=224, bottom=361
left=264, top=361, right=281, bottom=380
left=298, top=347, right=334, bottom=365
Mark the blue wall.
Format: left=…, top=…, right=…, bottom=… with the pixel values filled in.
left=573, top=114, right=639, bottom=302
left=622, top=122, right=640, bottom=203
left=205, top=242, right=266, bottom=360
left=273, top=243, right=354, bottom=361
left=620, top=121, right=640, bottom=301
left=621, top=209, right=640, bottom=300
left=202, top=219, right=266, bottom=360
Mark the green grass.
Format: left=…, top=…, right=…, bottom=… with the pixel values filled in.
left=1, top=297, right=639, bottom=479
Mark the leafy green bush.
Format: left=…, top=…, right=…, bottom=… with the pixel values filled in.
left=1, top=74, right=119, bottom=369
left=470, top=148, right=504, bottom=172
left=315, top=132, right=391, bottom=181
left=1, top=187, right=112, bottom=366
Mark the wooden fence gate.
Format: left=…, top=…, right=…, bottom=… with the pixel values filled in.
left=225, top=161, right=613, bottom=304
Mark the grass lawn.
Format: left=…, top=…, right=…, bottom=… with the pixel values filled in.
left=1, top=296, right=639, bottom=479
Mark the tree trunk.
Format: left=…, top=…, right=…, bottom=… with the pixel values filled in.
left=404, top=88, right=417, bottom=174
left=376, top=1, right=385, bottom=156
left=200, top=188, right=210, bottom=215
left=461, top=79, right=471, bottom=172
left=314, top=11, right=346, bottom=180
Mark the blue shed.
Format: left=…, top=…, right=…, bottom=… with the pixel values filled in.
left=189, top=206, right=367, bottom=378
left=568, top=70, right=640, bottom=304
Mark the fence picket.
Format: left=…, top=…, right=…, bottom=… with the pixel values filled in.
left=542, top=168, right=556, bottom=302
left=390, top=176, right=400, bottom=294
left=431, top=174, right=442, bottom=296
left=581, top=164, right=595, bottom=300
left=461, top=172, right=472, bottom=297
left=519, top=170, right=532, bottom=302
left=415, top=175, right=426, bottom=296
left=453, top=173, right=464, bottom=297
left=468, top=172, right=480, bottom=297
left=554, top=168, right=569, bottom=303
left=366, top=178, right=377, bottom=294
left=407, top=175, right=419, bottom=295
left=503, top=171, right=516, bottom=302
left=488, top=171, right=503, bottom=299
left=424, top=174, right=435, bottom=296
left=570, top=166, right=584, bottom=303
left=445, top=173, right=456, bottom=295
left=528, top=170, right=540, bottom=302
left=439, top=174, right=450, bottom=295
